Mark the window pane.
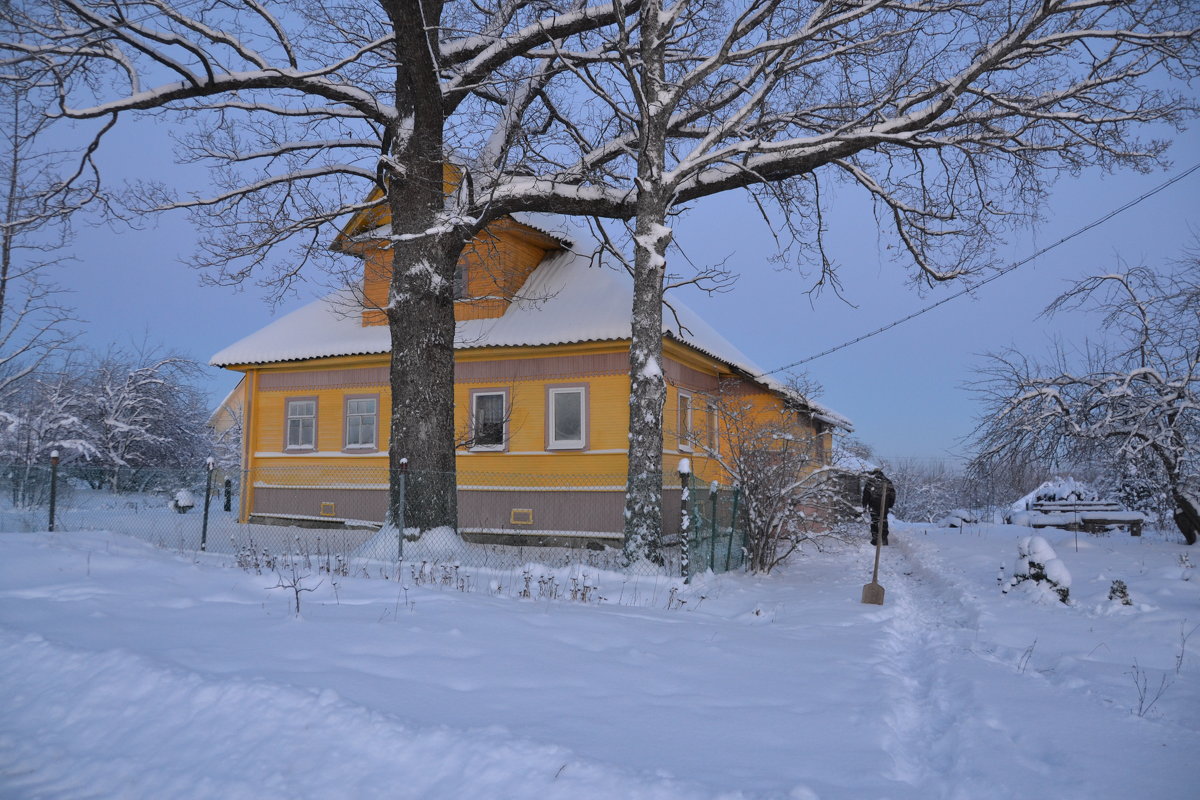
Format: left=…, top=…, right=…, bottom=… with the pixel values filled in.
left=454, top=263, right=467, bottom=299
left=475, top=393, right=504, bottom=446
left=287, top=400, right=315, bottom=447
left=679, top=394, right=691, bottom=445
left=553, top=390, right=582, bottom=442
left=346, top=398, right=377, bottom=447
left=290, top=400, right=315, bottom=418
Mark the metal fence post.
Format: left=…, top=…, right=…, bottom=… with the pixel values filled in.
left=709, top=483, right=718, bottom=574
left=48, top=450, right=59, bottom=532
left=200, top=457, right=214, bottom=552
left=397, top=458, right=408, bottom=562
left=725, top=487, right=740, bottom=571
left=223, top=477, right=232, bottom=512
left=679, top=461, right=692, bottom=582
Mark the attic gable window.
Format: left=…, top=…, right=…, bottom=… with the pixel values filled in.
left=454, top=262, right=467, bottom=299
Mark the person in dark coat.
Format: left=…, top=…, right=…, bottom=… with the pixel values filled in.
left=862, top=469, right=896, bottom=546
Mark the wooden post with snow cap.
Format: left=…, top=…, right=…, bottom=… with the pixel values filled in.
left=48, top=450, right=59, bottom=532
left=679, top=458, right=691, bottom=583
left=861, top=477, right=886, bottom=605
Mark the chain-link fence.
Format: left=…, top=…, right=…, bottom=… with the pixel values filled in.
left=1, top=460, right=757, bottom=578
left=680, top=474, right=745, bottom=580
left=19, top=455, right=1155, bottom=578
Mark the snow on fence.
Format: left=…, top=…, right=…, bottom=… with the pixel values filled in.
left=0, top=461, right=749, bottom=578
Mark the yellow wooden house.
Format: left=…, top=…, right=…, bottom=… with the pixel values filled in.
left=210, top=205, right=848, bottom=545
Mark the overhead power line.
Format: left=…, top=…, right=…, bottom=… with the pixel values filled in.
left=757, top=161, right=1200, bottom=377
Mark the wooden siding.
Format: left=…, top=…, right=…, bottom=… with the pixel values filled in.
left=251, top=485, right=686, bottom=540
left=235, top=339, right=825, bottom=523
left=359, top=217, right=557, bottom=326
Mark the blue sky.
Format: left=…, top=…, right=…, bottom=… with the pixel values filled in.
left=60, top=118, right=1198, bottom=461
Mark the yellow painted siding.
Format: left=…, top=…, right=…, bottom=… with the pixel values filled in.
left=233, top=338, right=826, bottom=500
left=358, top=219, right=553, bottom=326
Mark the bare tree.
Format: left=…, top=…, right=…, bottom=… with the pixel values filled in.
left=971, top=254, right=1199, bottom=544
left=0, top=357, right=95, bottom=506
left=534, top=0, right=1197, bottom=560
left=0, top=0, right=634, bottom=532
left=0, top=42, right=83, bottom=400
left=885, top=458, right=965, bottom=524
left=692, top=377, right=856, bottom=572
left=6, top=1, right=1195, bottom=553
left=80, top=347, right=209, bottom=491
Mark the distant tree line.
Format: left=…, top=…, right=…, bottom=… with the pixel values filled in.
left=0, top=347, right=231, bottom=507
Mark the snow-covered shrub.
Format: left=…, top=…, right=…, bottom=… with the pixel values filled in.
left=171, top=489, right=196, bottom=513
left=1006, top=509, right=1033, bottom=527
left=1108, top=579, right=1132, bottom=606
left=937, top=508, right=980, bottom=528
left=1004, top=536, right=1071, bottom=604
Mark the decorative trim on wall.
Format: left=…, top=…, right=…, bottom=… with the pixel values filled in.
left=663, top=358, right=720, bottom=392
left=257, top=352, right=629, bottom=393
left=455, top=351, right=627, bottom=383
left=260, top=366, right=388, bottom=391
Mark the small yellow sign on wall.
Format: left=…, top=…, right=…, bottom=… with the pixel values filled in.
left=510, top=508, right=534, bottom=525
left=319, top=502, right=336, bottom=517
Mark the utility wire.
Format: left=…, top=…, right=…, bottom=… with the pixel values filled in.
left=756, top=161, right=1200, bottom=377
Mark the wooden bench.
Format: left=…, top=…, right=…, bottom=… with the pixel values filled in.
left=1027, top=500, right=1145, bottom=537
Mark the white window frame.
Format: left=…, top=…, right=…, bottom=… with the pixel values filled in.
left=471, top=389, right=508, bottom=451
left=677, top=390, right=694, bottom=452
left=547, top=385, right=587, bottom=450
left=705, top=401, right=719, bottom=455
left=285, top=398, right=317, bottom=451
left=344, top=395, right=378, bottom=450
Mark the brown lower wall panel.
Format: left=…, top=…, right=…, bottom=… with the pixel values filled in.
left=254, top=487, right=389, bottom=524
left=253, top=486, right=684, bottom=538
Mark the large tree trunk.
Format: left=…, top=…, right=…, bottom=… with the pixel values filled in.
left=622, top=0, right=672, bottom=565
left=382, top=0, right=458, bottom=533
left=622, top=193, right=671, bottom=564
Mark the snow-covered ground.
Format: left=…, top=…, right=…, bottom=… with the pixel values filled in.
left=1, top=521, right=1196, bottom=799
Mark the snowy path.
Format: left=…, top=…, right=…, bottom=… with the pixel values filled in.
left=870, top=532, right=1196, bottom=799
left=873, top=539, right=1003, bottom=795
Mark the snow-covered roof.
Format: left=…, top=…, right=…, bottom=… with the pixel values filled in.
left=210, top=217, right=850, bottom=429
left=1011, top=477, right=1101, bottom=512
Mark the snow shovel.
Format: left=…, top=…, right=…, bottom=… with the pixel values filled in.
left=861, top=483, right=886, bottom=605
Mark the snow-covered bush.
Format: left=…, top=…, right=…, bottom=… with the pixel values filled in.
left=1108, top=579, right=1132, bottom=606
left=937, top=508, right=980, bottom=528
left=171, top=489, right=196, bottom=513
left=1004, top=536, right=1071, bottom=604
